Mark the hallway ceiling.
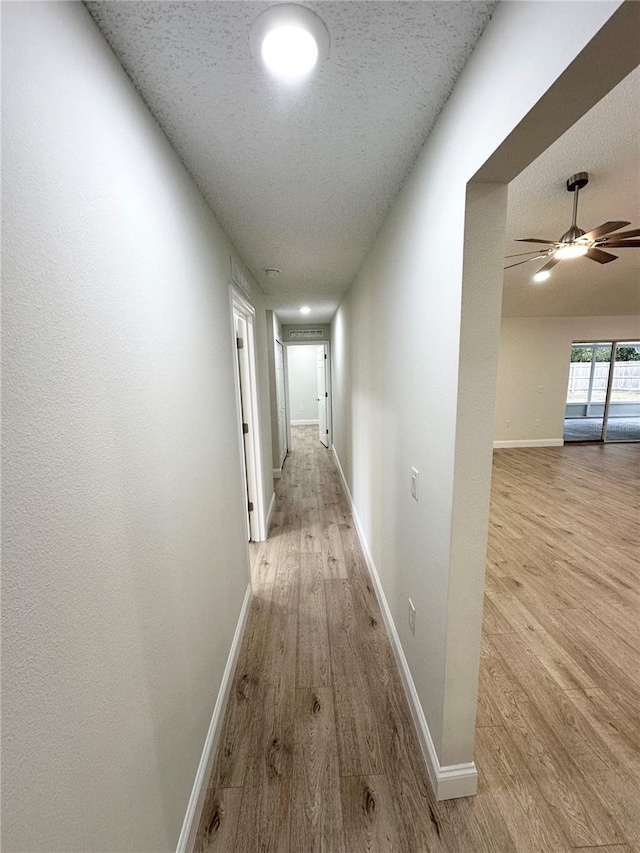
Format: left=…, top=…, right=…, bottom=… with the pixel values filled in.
left=86, top=1, right=496, bottom=324
left=503, top=65, right=640, bottom=319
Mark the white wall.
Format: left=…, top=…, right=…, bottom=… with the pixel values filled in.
left=331, top=0, right=634, bottom=785
left=1, top=3, right=271, bottom=850
left=287, top=345, right=319, bottom=424
left=495, top=315, right=640, bottom=442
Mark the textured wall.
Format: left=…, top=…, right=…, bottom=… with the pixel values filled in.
left=1, top=3, right=265, bottom=850
left=331, top=0, right=627, bottom=772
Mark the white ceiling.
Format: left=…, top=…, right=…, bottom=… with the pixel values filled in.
left=503, top=65, right=640, bottom=319
left=86, top=0, right=496, bottom=324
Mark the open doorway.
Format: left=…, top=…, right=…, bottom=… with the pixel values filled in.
left=476, top=36, right=639, bottom=836
left=231, top=288, right=267, bottom=541
left=285, top=342, right=332, bottom=448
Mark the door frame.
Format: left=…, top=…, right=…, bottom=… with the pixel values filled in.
left=283, top=340, right=332, bottom=448
left=230, top=286, right=267, bottom=541
left=274, top=338, right=288, bottom=471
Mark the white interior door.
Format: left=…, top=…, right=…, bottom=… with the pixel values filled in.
left=317, top=345, right=328, bottom=447
left=275, top=341, right=287, bottom=466
left=234, top=313, right=260, bottom=540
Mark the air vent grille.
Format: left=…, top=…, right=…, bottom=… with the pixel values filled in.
left=288, top=329, right=324, bottom=340
left=231, top=257, right=251, bottom=299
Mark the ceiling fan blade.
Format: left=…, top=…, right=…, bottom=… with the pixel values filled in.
left=536, top=256, right=560, bottom=274
left=597, top=240, right=640, bottom=248
left=586, top=247, right=618, bottom=264
left=505, top=250, right=550, bottom=258
left=515, top=238, right=557, bottom=244
left=581, top=220, right=630, bottom=242
left=599, top=228, right=640, bottom=241
left=504, top=254, right=546, bottom=270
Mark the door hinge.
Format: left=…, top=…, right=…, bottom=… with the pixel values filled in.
left=248, top=501, right=254, bottom=512
left=324, top=353, right=327, bottom=359
left=242, top=422, right=249, bottom=434
left=236, top=337, right=244, bottom=349
left=325, top=392, right=328, bottom=398
left=326, top=429, right=329, bottom=435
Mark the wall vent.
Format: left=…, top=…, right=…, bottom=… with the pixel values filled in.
left=231, top=257, right=251, bottom=299
left=288, top=329, right=324, bottom=340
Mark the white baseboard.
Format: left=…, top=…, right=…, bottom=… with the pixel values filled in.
left=291, top=419, right=319, bottom=426
left=176, top=584, right=253, bottom=853
left=493, top=438, right=564, bottom=449
left=266, top=491, right=276, bottom=534
left=331, top=446, right=478, bottom=801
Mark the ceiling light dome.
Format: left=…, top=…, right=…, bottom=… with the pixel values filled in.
left=250, top=5, right=329, bottom=80
left=555, top=243, right=589, bottom=259
left=262, top=25, right=318, bottom=77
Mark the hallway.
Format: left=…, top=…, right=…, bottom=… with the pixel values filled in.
left=194, top=427, right=448, bottom=851
left=194, top=427, right=512, bottom=852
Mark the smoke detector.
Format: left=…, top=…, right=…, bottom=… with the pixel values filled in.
left=264, top=268, right=281, bottom=279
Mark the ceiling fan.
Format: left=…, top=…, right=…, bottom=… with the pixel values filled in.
left=505, top=172, right=640, bottom=282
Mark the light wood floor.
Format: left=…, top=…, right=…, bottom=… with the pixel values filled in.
left=194, top=428, right=640, bottom=852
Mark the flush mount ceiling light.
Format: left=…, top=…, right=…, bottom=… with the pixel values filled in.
left=504, top=172, right=639, bottom=283
left=299, top=306, right=311, bottom=314
left=250, top=5, right=329, bottom=80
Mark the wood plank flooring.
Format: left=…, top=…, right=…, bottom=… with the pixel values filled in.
left=195, top=429, right=640, bottom=852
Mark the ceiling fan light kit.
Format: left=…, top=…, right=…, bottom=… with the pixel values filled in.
left=505, top=172, right=638, bottom=281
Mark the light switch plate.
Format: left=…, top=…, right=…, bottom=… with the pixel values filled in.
left=410, top=467, right=419, bottom=501
left=408, top=598, right=416, bottom=635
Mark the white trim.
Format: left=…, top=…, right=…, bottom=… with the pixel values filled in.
left=273, top=467, right=282, bottom=479
left=331, top=445, right=478, bottom=801
left=282, top=342, right=292, bottom=459
left=291, top=419, right=319, bottom=426
left=176, top=584, right=253, bottom=853
left=230, top=286, right=268, bottom=542
left=493, top=438, right=564, bottom=449
left=323, top=342, right=332, bottom=450
left=266, top=491, right=276, bottom=533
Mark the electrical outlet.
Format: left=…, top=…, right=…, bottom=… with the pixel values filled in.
left=408, top=599, right=416, bottom=635
left=534, top=418, right=540, bottom=427
left=506, top=419, right=511, bottom=429
left=410, top=467, right=419, bottom=502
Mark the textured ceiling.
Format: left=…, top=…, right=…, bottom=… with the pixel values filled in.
left=503, top=65, right=640, bottom=319
left=86, top=0, right=496, bottom=324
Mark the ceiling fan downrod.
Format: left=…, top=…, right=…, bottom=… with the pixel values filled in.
left=561, top=172, right=589, bottom=244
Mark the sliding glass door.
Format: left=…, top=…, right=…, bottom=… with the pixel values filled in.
left=564, top=343, right=612, bottom=442
left=604, top=342, right=640, bottom=442
left=564, top=341, right=640, bottom=443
